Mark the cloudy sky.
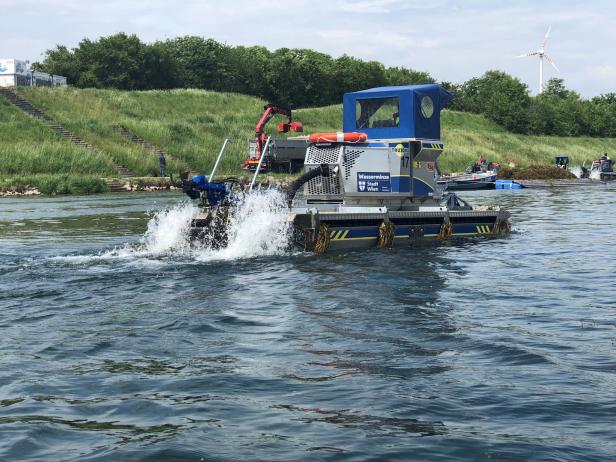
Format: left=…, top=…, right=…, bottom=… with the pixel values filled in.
left=1, top=0, right=614, bottom=97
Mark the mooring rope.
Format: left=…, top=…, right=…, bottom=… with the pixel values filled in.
left=313, top=223, right=331, bottom=253
left=377, top=221, right=396, bottom=248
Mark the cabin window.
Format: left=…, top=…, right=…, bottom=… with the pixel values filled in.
left=356, top=97, right=400, bottom=129
left=420, top=95, right=434, bottom=118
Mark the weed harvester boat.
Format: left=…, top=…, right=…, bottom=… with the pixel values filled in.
left=182, top=84, right=511, bottom=252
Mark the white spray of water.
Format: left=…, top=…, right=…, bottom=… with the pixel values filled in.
left=569, top=166, right=601, bottom=180
left=50, top=202, right=197, bottom=264
left=196, top=188, right=291, bottom=261
left=52, top=190, right=292, bottom=264
left=138, top=201, right=196, bottom=256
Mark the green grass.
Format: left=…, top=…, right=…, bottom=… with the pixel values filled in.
left=1, top=174, right=107, bottom=195
left=297, top=104, right=616, bottom=172
left=440, top=110, right=616, bottom=172
left=2, top=87, right=616, bottom=196
left=0, top=97, right=115, bottom=176
left=19, top=87, right=259, bottom=176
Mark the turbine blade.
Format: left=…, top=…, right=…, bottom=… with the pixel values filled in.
left=541, top=25, right=551, bottom=49
left=544, top=53, right=559, bottom=72
left=516, top=51, right=539, bottom=58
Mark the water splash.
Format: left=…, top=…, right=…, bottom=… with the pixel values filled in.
left=52, top=190, right=292, bottom=264
left=139, top=201, right=196, bottom=256
left=50, top=202, right=197, bottom=264
left=196, top=189, right=292, bottom=261
left=569, top=166, right=601, bottom=180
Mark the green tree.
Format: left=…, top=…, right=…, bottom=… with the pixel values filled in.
left=36, top=34, right=174, bottom=89
left=333, top=55, right=388, bottom=97
left=440, top=81, right=462, bottom=109
left=458, top=70, right=531, bottom=133
left=161, top=36, right=230, bottom=90
left=543, top=78, right=576, bottom=99
left=588, top=93, right=616, bottom=137
left=531, top=79, right=589, bottom=136
left=224, top=45, right=271, bottom=98
left=143, top=41, right=177, bottom=89
left=385, top=67, right=434, bottom=86
left=32, top=45, right=79, bottom=84
left=72, top=33, right=151, bottom=89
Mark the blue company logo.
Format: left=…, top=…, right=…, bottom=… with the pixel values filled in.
left=0, top=67, right=8, bottom=73
left=357, top=172, right=391, bottom=193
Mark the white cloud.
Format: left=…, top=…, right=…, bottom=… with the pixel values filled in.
left=0, top=0, right=614, bottom=96
left=339, top=0, right=402, bottom=13
left=593, top=65, right=616, bottom=79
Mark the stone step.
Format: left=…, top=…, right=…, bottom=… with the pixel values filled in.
left=112, top=124, right=185, bottom=173
left=105, top=180, right=129, bottom=193
left=0, top=89, right=136, bottom=179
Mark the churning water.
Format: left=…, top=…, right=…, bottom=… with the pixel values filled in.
left=1, top=188, right=616, bottom=461
left=49, top=189, right=292, bottom=265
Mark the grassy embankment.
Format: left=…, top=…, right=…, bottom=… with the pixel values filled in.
left=0, top=96, right=111, bottom=194
left=2, top=87, right=616, bottom=193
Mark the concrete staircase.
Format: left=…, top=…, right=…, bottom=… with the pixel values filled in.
left=105, top=180, right=129, bottom=193
left=0, top=87, right=134, bottom=182
left=112, top=124, right=190, bottom=175
left=112, top=124, right=167, bottom=158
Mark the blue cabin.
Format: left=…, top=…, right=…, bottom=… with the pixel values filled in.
left=342, top=84, right=453, bottom=141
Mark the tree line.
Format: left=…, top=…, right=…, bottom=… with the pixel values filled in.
left=445, top=71, right=616, bottom=137
left=34, top=33, right=616, bottom=138
left=33, top=33, right=432, bottom=108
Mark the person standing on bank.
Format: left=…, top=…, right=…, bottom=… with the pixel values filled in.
left=159, top=152, right=166, bottom=177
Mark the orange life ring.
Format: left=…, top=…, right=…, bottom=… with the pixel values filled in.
left=308, top=132, right=367, bottom=144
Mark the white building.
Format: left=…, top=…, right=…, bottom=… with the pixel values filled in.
left=0, top=58, right=67, bottom=88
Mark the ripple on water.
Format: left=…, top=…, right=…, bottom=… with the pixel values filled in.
left=1, top=190, right=616, bottom=461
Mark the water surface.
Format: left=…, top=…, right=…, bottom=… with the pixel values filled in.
left=1, top=189, right=615, bottom=461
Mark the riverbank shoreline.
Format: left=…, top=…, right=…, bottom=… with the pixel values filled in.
left=0, top=165, right=598, bottom=197
left=0, top=175, right=293, bottom=197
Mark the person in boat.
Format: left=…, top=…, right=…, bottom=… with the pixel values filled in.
left=159, top=152, right=167, bottom=177
left=598, top=153, right=613, bottom=172
left=475, top=155, right=488, bottom=172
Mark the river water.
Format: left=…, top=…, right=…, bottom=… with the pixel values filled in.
left=1, top=188, right=615, bottom=461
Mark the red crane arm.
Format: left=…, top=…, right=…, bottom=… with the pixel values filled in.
left=255, top=104, right=296, bottom=158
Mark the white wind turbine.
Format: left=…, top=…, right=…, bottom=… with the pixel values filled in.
left=517, top=26, right=560, bottom=93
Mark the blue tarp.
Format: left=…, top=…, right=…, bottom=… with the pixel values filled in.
left=342, top=84, right=453, bottom=140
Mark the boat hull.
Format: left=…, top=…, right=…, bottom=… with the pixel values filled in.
left=437, top=173, right=497, bottom=191
left=291, top=209, right=510, bottom=252
left=189, top=208, right=510, bottom=252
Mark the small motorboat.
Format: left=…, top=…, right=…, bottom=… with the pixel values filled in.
left=437, top=171, right=497, bottom=190
left=590, top=157, right=615, bottom=181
